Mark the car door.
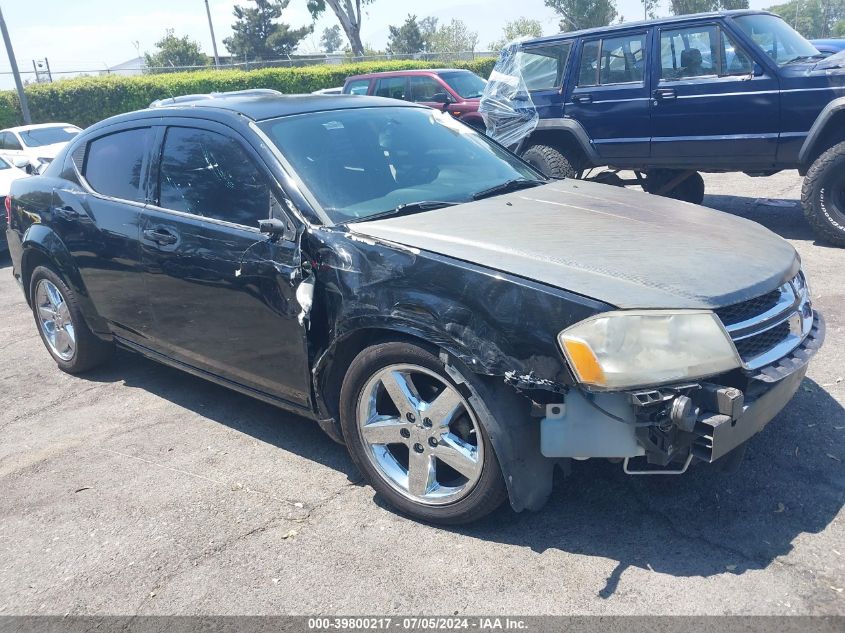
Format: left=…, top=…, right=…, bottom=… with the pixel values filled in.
left=139, top=122, right=312, bottom=409
left=567, top=30, right=652, bottom=160
left=374, top=76, right=409, bottom=101
left=408, top=74, right=454, bottom=109
left=55, top=125, right=155, bottom=343
left=649, top=21, right=780, bottom=162
left=0, top=131, right=24, bottom=158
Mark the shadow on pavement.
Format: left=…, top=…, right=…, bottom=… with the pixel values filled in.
left=703, top=194, right=829, bottom=244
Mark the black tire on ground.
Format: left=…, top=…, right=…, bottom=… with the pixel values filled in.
left=520, top=144, right=578, bottom=179
left=339, top=341, right=508, bottom=525
left=802, top=140, right=845, bottom=247
left=29, top=265, right=113, bottom=374
left=646, top=169, right=705, bottom=205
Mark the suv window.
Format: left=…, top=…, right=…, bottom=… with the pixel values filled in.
left=158, top=127, right=271, bottom=227
left=409, top=76, right=444, bottom=102
left=0, top=131, right=22, bottom=151
left=578, top=33, right=647, bottom=86
left=720, top=30, right=754, bottom=75
left=346, top=79, right=370, bottom=95
left=375, top=77, right=407, bottom=100
left=520, top=42, right=573, bottom=91
left=83, top=127, right=152, bottom=202
left=661, top=26, right=719, bottom=79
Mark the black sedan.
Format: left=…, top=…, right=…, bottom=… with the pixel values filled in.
left=5, top=91, right=824, bottom=523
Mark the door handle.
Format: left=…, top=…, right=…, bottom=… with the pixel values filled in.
left=653, top=88, right=677, bottom=101
left=572, top=94, right=593, bottom=104
left=143, top=228, right=178, bottom=245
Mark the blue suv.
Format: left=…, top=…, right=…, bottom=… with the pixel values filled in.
left=480, top=10, right=845, bottom=246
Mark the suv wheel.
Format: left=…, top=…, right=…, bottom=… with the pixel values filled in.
left=646, top=169, right=705, bottom=205
left=29, top=266, right=113, bottom=373
left=339, top=341, right=508, bottom=524
left=520, top=144, right=578, bottom=179
left=802, top=140, right=845, bottom=247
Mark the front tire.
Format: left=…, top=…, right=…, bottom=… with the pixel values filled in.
left=802, top=140, right=845, bottom=247
left=520, top=144, right=578, bottom=179
left=29, top=266, right=112, bottom=373
left=339, top=341, right=508, bottom=524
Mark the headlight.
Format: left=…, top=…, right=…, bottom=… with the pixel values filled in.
left=558, top=310, right=741, bottom=390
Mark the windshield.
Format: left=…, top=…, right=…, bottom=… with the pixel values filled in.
left=259, top=107, right=542, bottom=224
left=19, top=125, right=80, bottom=147
left=439, top=71, right=487, bottom=99
left=734, top=14, right=820, bottom=65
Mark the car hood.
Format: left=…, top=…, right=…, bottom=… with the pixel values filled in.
left=349, top=180, right=800, bottom=310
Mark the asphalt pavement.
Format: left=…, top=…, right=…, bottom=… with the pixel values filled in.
left=0, top=171, right=842, bottom=615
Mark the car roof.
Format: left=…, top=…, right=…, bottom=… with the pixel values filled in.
left=85, top=90, right=424, bottom=133
left=345, top=68, right=473, bottom=81
left=0, top=122, right=79, bottom=133
left=521, top=9, right=772, bottom=45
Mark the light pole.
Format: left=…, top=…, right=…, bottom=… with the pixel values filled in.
left=204, top=0, right=221, bottom=68
left=0, top=6, right=31, bottom=124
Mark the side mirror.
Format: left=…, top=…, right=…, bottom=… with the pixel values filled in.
left=12, top=157, right=30, bottom=169
left=753, top=62, right=764, bottom=77
left=431, top=92, right=452, bottom=107
left=260, top=215, right=296, bottom=242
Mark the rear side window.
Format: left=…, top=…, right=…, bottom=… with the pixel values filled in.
left=345, top=79, right=370, bottom=95
left=157, top=127, right=270, bottom=227
left=519, top=42, right=573, bottom=91
left=84, top=127, right=152, bottom=202
left=374, top=77, right=407, bottom=100
left=579, top=33, right=647, bottom=86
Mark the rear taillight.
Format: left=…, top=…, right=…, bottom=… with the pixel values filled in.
left=4, top=195, right=11, bottom=227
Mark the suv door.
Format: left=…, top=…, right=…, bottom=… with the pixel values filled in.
left=57, top=125, right=155, bottom=343
left=140, top=121, right=312, bottom=409
left=373, top=76, right=408, bottom=101
left=649, top=20, right=780, bottom=163
left=567, top=30, right=652, bottom=159
left=408, top=75, right=454, bottom=109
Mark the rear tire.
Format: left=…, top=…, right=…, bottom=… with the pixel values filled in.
left=340, top=341, right=508, bottom=524
left=29, top=266, right=112, bottom=374
left=802, top=140, right=845, bottom=247
left=520, top=144, right=578, bottom=179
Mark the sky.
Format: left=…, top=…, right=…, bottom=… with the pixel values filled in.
left=0, top=0, right=775, bottom=89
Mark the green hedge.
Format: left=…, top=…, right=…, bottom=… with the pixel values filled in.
left=0, top=58, right=496, bottom=129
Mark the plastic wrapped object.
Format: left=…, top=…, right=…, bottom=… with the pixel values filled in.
left=479, top=42, right=539, bottom=149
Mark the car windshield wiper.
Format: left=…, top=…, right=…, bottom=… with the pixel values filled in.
left=784, top=54, right=824, bottom=64
left=344, top=200, right=458, bottom=224
left=471, top=179, right=545, bottom=201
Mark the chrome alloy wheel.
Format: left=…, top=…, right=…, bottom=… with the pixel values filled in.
left=356, top=364, right=484, bottom=505
left=34, top=279, right=76, bottom=361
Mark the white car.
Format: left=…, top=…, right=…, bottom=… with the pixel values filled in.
left=0, top=154, right=30, bottom=251
left=0, top=123, right=82, bottom=173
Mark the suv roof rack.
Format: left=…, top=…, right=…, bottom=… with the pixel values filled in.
left=149, top=89, right=283, bottom=109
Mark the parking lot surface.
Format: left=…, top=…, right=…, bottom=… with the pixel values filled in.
left=0, top=171, right=843, bottom=615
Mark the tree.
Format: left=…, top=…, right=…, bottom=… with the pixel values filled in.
left=668, top=0, right=749, bottom=14
left=387, top=14, right=425, bottom=55
left=224, top=0, right=312, bottom=61
left=430, top=19, right=479, bottom=53
left=545, top=0, right=618, bottom=31
left=307, top=0, right=376, bottom=58
left=321, top=24, right=343, bottom=52
left=144, top=29, right=207, bottom=72
left=766, top=0, right=845, bottom=39
left=640, top=0, right=660, bottom=20
left=489, top=17, right=544, bottom=50
left=420, top=16, right=439, bottom=53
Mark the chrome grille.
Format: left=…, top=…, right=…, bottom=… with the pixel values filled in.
left=716, top=273, right=812, bottom=370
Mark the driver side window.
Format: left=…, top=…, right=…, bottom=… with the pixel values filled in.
left=158, top=127, right=271, bottom=227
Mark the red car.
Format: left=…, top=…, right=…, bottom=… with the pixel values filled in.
left=342, top=69, right=487, bottom=131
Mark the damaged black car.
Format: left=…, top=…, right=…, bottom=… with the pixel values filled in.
left=5, top=90, right=824, bottom=524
